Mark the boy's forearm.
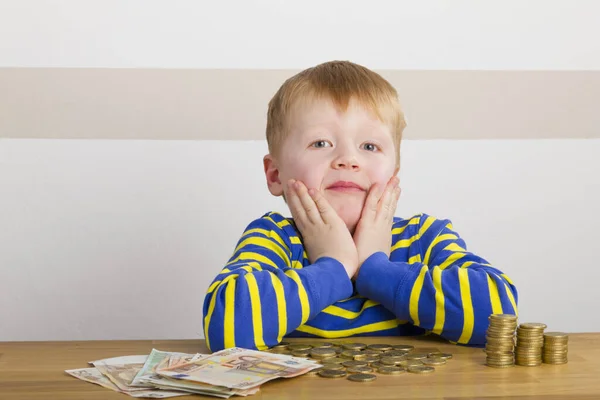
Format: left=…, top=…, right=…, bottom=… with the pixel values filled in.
left=203, top=257, right=352, bottom=352
left=355, top=251, right=518, bottom=345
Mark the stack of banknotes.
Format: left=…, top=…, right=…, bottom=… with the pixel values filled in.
left=65, top=347, right=322, bottom=398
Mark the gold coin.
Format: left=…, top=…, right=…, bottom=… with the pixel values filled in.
left=289, top=344, right=312, bottom=351
left=486, top=363, right=514, bottom=368
left=318, top=369, right=347, bottom=378
left=367, top=344, right=393, bottom=352
left=405, top=353, right=429, bottom=360
left=428, top=352, right=453, bottom=360
left=398, top=360, right=423, bottom=367
left=341, top=350, right=363, bottom=359
left=310, top=348, right=336, bottom=358
left=342, top=360, right=368, bottom=368
left=322, top=357, right=346, bottom=364
left=380, top=357, right=404, bottom=366
left=378, top=366, right=405, bottom=375
left=321, top=363, right=345, bottom=371
left=393, top=344, right=415, bottom=351
left=370, top=361, right=385, bottom=369
left=347, top=373, right=377, bottom=382
left=347, top=366, right=374, bottom=373
left=381, top=350, right=410, bottom=357
left=361, top=355, right=381, bottom=363
left=362, top=349, right=383, bottom=356
left=291, top=350, right=311, bottom=357
left=422, top=357, right=446, bottom=366
left=489, top=314, right=517, bottom=320
left=311, top=342, right=336, bottom=349
left=343, top=343, right=367, bottom=350
left=408, top=365, right=435, bottom=374
left=306, top=367, right=324, bottom=376
left=519, top=323, right=547, bottom=330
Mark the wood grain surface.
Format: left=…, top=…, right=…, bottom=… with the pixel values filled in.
left=1, top=334, right=599, bottom=399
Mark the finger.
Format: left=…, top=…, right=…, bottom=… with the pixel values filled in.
left=378, top=177, right=399, bottom=221
left=295, top=181, right=324, bottom=225
left=362, top=183, right=382, bottom=221
left=285, top=179, right=309, bottom=229
left=385, top=186, right=401, bottom=221
left=308, top=187, right=337, bottom=224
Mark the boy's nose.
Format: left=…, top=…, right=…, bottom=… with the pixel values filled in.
left=332, top=155, right=360, bottom=171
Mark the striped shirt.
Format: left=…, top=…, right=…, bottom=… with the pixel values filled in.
left=202, top=211, right=518, bottom=352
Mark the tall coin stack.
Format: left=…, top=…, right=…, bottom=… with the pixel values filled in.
left=542, top=332, right=569, bottom=364
left=515, top=322, right=547, bottom=366
left=485, top=314, right=517, bottom=368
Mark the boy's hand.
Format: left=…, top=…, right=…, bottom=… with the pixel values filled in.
left=285, top=179, right=359, bottom=279
left=352, top=176, right=401, bottom=277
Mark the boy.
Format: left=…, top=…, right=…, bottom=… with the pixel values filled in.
left=202, top=61, right=518, bottom=352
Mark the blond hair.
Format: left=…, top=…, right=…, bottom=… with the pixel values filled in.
left=266, top=60, right=407, bottom=167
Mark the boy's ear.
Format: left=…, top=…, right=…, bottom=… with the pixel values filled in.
left=263, top=154, right=284, bottom=197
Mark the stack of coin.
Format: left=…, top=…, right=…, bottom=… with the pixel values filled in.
left=542, top=332, right=569, bottom=364
left=485, top=314, right=517, bottom=368
left=515, top=322, right=546, bottom=366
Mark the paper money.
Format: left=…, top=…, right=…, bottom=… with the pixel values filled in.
left=92, top=355, right=153, bottom=391
left=65, top=367, right=189, bottom=398
left=130, top=349, right=204, bottom=387
left=156, top=347, right=321, bottom=389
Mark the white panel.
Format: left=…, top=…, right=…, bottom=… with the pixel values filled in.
left=0, top=138, right=598, bottom=340
left=1, top=0, right=599, bottom=69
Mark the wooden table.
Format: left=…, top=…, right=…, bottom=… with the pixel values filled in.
left=1, top=334, right=599, bottom=399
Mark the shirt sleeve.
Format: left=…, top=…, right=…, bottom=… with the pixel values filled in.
left=202, top=214, right=353, bottom=352
left=354, top=214, right=518, bottom=345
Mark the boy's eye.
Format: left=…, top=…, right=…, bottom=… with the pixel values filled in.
left=311, top=140, right=332, bottom=148
left=363, top=143, right=380, bottom=152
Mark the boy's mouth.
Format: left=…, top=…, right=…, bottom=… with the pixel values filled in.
left=326, top=181, right=365, bottom=193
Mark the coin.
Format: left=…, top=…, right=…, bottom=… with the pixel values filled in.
left=520, top=323, right=547, bottom=330
left=380, top=356, right=405, bottom=366
left=321, top=357, right=346, bottom=364
left=306, top=367, right=324, bottom=376
left=291, top=350, right=311, bottom=357
left=393, top=344, right=415, bottom=351
left=378, top=366, right=405, bottom=375
left=542, top=332, right=569, bottom=365
left=361, top=355, right=381, bottom=364
left=318, top=369, right=347, bottom=378
left=485, top=313, right=517, bottom=367
left=346, top=366, right=374, bottom=373
left=342, top=360, right=368, bottom=368
left=341, top=350, right=364, bottom=359
left=321, top=363, right=345, bottom=371
left=347, top=373, right=377, bottom=382
left=427, top=352, right=453, bottom=360
left=288, top=343, right=312, bottom=351
left=422, top=357, right=446, bottom=366
left=381, top=350, right=410, bottom=357
left=408, top=365, right=435, bottom=374
left=515, top=322, right=546, bottom=367
left=405, top=353, right=429, bottom=360
left=367, top=344, right=393, bottom=352
left=398, top=360, right=423, bottom=367
left=343, top=343, right=368, bottom=350
left=310, top=348, right=337, bottom=358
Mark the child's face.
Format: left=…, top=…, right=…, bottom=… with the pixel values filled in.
left=264, top=97, right=399, bottom=234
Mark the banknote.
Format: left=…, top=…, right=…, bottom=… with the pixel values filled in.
left=130, top=349, right=204, bottom=387
left=156, top=347, right=321, bottom=389
left=65, top=367, right=189, bottom=398
left=92, top=355, right=152, bottom=392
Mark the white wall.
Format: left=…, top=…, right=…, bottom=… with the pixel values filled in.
left=1, top=0, right=599, bottom=69
left=1, top=0, right=599, bottom=341
left=2, top=139, right=599, bottom=340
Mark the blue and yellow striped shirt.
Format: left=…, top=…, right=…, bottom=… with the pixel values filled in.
left=202, top=211, right=518, bottom=352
